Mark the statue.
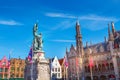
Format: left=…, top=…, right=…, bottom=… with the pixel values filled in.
left=33, top=23, right=43, bottom=51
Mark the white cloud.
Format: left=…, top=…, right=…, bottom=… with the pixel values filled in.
left=0, top=20, right=23, bottom=26
left=50, top=39, right=75, bottom=43
left=51, top=20, right=75, bottom=30
left=45, top=12, right=76, bottom=19
left=45, top=12, right=119, bottom=31
left=45, top=12, right=119, bottom=21
left=79, top=15, right=118, bottom=21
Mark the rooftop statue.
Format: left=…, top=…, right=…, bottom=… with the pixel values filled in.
left=33, top=23, right=43, bottom=51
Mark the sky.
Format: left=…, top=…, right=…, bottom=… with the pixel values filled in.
left=0, top=0, right=120, bottom=59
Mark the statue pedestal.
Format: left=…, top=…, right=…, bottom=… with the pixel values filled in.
left=33, top=50, right=45, bottom=60
left=33, top=51, right=50, bottom=80
left=36, top=59, right=50, bottom=80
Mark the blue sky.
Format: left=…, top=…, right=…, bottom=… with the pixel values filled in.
left=0, top=0, right=120, bottom=59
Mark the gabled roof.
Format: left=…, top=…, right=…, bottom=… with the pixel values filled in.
left=59, top=58, right=64, bottom=66
left=84, top=42, right=108, bottom=53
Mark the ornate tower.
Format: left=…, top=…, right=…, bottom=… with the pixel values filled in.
left=75, top=20, right=83, bottom=56
left=75, top=20, right=85, bottom=80
left=108, top=23, right=119, bottom=80
left=108, top=23, right=111, bottom=39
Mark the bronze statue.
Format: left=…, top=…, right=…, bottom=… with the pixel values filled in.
left=33, top=23, right=43, bottom=51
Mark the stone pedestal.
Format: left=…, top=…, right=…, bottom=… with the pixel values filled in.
left=33, top=51, right=50, bottom=80
left=36, top=58, right=50, bottom=80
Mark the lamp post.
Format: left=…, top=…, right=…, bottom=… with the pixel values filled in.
left=89, top=56, right=93, bottom=80
left=90, top=65, right=93, bottom=80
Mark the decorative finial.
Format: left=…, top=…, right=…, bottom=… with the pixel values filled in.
left=111, top=21, right=115, bottom=35
left=76, top=17, right=80, bottom=25
left=111, top=21, right=114, bottom=28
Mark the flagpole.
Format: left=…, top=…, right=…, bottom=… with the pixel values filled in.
left=31, top=44, right=33, bottom=80
left=78, top=57, right=79, bottom=80
left=89, top=56, right=93, bottom=80
left=64, top=66, right=65, bottom=80
left=65, top=67, right=67, bottom=80
left=50, top=59, right=52, bottom=80
left=90, top=66, right=93, bottom=80
left=63, top=56, right=65, bottom=80
left=8, top=51, right=11, bottom=80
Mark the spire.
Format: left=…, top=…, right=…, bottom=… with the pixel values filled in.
left=75, top=19, right=83, bottom=56
left=108, top=23, right=114, bottom=41
left=111, top=21, right=115, bottom=35
left=108, top=23, right=111, bottom=38
left=76, top=19, right=81, bottom=35
left=66, top=47, right=68, bottom=53
left=76, top=18, right=80, bottom=26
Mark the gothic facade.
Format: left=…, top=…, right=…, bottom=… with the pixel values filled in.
left=67, top=21, right=120, bottom=80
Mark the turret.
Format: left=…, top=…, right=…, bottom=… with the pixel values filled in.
left=111, top=22, right=116, bottom=35
left=108, top=22, right=119, bottom=80
left=109, top=32, right=114, bottom=41
left=108, top=23, right=111, bottom=39
left=66, top=47, right=68, bottom=54
left=104, top=36, right=107, bottom=43
left=108, top=23, right=114, bottom=41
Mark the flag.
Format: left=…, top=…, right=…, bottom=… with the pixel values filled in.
left=89, top=57, right=93, bottom=68
left=64, top=55, right=68, bottom=68
left=8, top=53, right=10, bottom=68
left=27, top=47, right=33, bottom=63
left=76, top=57, right=78, bottom=67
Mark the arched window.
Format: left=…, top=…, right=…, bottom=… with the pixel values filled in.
left=106, top=63, right=109, bottom=71
left=85, top=66, right=87, bottom=73
left=92, top=66, right=94, bottom=72
left=98, top=64, right=101, bottom=71
left=94, top=65, right=97, bottom=72
left=88, top=66, right=90, bottom=73
left=110, top=63, right=114, bottom=70
left=102, top=64, right=105, bottom=71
